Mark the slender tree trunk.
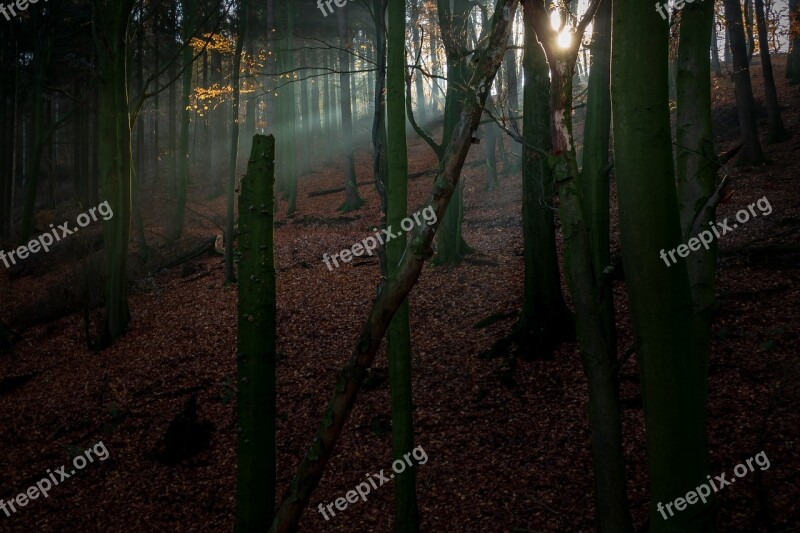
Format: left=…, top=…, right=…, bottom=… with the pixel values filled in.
left=21, top=37, right=50, bottom=241
left=581, top=0, right=614, bottom=357
left=300, top=46, right=312, bottom=173
left=754, top=0, right=789, bottom=142
left=434, top=0, right=474, bottom=265
left=788, top=0, right=800, bottom=83
left=226, top=0, right=247, bottom=283
left=153, top=9, right=160, bottom=185
left=612, top=0, right=713, bottom=530
left=710, top=17, right=722, bottom=75
left=744, top=0, right=756, bottom=60
left=411, top=0, right=427, bottom=124
left=134, top=10, right=148, bottom=256
left=235, top=134, right=277, bottom=532
left=504, top=30, right=521, bottom=170
left=387, top=0, right=419, bottom=530
left=167, top=3, right=178, bottom=198
left=337, top=5, right=365, bottom=212
left=723, top=0, right=765, bottom=164
left=279, top=0, right=298, bottom=215
left=172, top=0, right=197, bottom=239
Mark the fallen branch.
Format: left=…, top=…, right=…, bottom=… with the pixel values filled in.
left=307, top=180, right=374, bottom=198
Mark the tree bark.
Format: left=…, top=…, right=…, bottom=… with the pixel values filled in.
left=581, top=0, right=614, bottom=356
left=93, top=0, right=137, bottom=347
left=516, top=0, right=574, bottom=359
left=612, top=0, right=713, bottom=530
left=386, top=0, right=420, bottom=530
left=235, top=134, right=277, bottom=531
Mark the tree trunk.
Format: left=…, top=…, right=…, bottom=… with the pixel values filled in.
left=168, top=3, right=178, bottom=198
left=581, top=0, right=614, bottom=357
left=337, top=5, right=365, bottom=212
left=710, top=16, right=722, bottom=75
left=723, top=0, right=765, bottom=164
left=133, top=12, right=148, bottom=257
left=387, top=0, right=420, bottom=529
left=517, top=11, right=573, bottom=358
left=411, top=0, right=427, bottom=124
left=94, top=0, right=137, bottom=347
left=172, top=0, right=197, bottom=240
left=788, top=0, right=800, bottom=83
left=21, top=33, right=50, bottom=241
left=612, top=0, right=713, bottom=530
left=744, top=0, right=756, bottom=61
left=434, top=0, right=474, bottom=265
left=235, top=134, right=277, bottom=531
left=754, top=0, right=789, bottom=143
left=279, top=0, right=298, bottom=215
left=300, top=46, right=312, bottom=173
left=268, top=3, right=518, bottom=530
left=225, top=0, right=247, bottom=283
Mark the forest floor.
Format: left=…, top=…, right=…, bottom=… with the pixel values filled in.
left=0, top=59, right=798, bottom=532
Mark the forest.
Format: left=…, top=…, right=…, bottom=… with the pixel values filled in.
left=0, top=0, right=798, bottom=531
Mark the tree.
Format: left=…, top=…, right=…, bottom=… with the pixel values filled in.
left=514, top=2, right=573, bottom=357
left=433, top=0, right=476, bottom=265
left=171, top=0, right=197, bottom=240
left=386, top=0, right=420, bottom=529
left=754, top=0, right=789, bottom=143
left=337, top=4, right=365, bottom=212
left=677, top=0, right=720, bottom=356
left=612, top=0, right=713, bottom=530
left=93, top=0, right=137, bottom=346
left=723, top=0, right=765, bottom=164
left=235, top=134, right=277, bottom=532
left=225, top=0, right=247, bottom=284
left=789, top=0, right=800, bottom=83
left=581, top=0, right=614, bottom=355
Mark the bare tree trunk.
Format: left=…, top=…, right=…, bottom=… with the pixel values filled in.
left=754, top=0, right=789, bottom=142
left=337, top=5, right=364, bottom=212
left=723, top=0, right=765, bottom=164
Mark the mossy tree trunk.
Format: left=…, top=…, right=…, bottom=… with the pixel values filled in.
left=581, top=0, right=614, bottom=356
left=387, top=0, right=420, bottom=530
left=612, top=0, right=713, bottom=530
left=235, top=134, right=277, bottom=531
